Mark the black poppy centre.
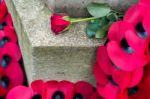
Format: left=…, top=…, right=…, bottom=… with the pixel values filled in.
left=52, top=91, right=65, bottom=99
left=73, top=93, right=83, bottom=99
left=32, top=94, right=42, bottom=99
left=128, top=86, right=138, bottom=96
left=0, top=76, right=9, bottom=88
left=136, top=22, right=148, bottom=38
left=0, top=22, right=6, bottom=30
left=1, top=55, right=11, bottom=68
left=120, top=38, right=133, bottom=54
left=0, top=37, right=9, bottom=48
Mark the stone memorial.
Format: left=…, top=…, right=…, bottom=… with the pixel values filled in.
left=5, top=0, right=137, bottom=84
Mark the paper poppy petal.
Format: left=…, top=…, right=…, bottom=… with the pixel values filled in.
left=139, top=64, right=150, bottom=87
left=74, top=81, right=94, bottom=99
left=3, top=26, right=17, bottom=43
left=129, top=68, right=143, bottom=87
left=144, top=37, right=150, bottom=60
left=112, top=69, right=131, bottom=90
left=1, top=43, right=21, bottom=61
left=44, top=80, right=58, bottom=99
left=0, top=14, right=13, bottom=27
left=0, top=85, right=7, bottom=97
left=97, top=83, right=119, bottom=99
left=139, top=0, right=150, bottom=7
left=97, top=46, right=114, bottom=75
left=5, top=62, right=24, bottom=89
left=129, top=85, right=149, bottom=99
left=90, top=91, right=103, bottom=99
left=31, top=80, right=44, bottom=95
left=143, top=13, right=150, bottom=34
left=93, top=63, right=109, bottom=85
left=58, top=80, right=74, bottom=99
left=6, top=86, right=33, bottom=99
left=108, top=21, right=134, bottom=42
left=125, top=30, right=148, bottom=55
left=107, top=41, right=146, bottom=71
left=117, top=90, right=129, bottom=99
left=124, top=4, right=144, bottom=26
left=0, top=0, right=7, bottom=21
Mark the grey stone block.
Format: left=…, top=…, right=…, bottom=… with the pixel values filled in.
left=5, top=0, right=104, bottom=84
left=45, top=0, right=138, bottom=17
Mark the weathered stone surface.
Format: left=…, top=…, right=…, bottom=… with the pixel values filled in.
left=45, top=0, right=138, bottom=17
left=5, top=0, right=103, bottom=84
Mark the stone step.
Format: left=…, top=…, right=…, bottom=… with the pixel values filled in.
left=44, top=0, right=138, bottom=17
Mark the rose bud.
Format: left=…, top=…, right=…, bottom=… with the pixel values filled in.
left=50, top=14, right=71, bottom=35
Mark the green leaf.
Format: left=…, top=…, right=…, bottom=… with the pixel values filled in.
left=95, top=23, right=111, bottom=39
left=107, top=13, right=118, bottom=22
left=86, top=19, right=101, bottom=38
left=100, top=17, right=109, bottom=26
left=87, top=3, right=111, bottom=17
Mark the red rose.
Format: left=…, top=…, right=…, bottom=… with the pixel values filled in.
left=50, top=14, right=71, bottom=35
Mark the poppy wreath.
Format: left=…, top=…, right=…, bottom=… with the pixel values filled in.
left=6, top=80, right=103, bottom=99
left=0, top=0, right=24, bottom=98
left=94, top=0, right=150, bottom=99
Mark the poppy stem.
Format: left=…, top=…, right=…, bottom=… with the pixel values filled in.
left=70, top=17, right=99, bottom=23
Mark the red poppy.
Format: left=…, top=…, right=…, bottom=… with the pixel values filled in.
left=117, top=90, right=129, bottom=99
left=0, top=0, right=7, bottom=21
left=107, top=40, right=148, bottom=71
left=125, top=30, right=149, bottom=56
left=0, top=14, right=13, bottom=27
left=144, top=38, right=150, bottom=63
left=50, top=14, right=71, bottom=35
left=93, top=63, right=120, bottom=99
left=0, top=42, right=21, bottom=62
left=108, top=21, right=134, bottom=43
left=96, top=46, right=143, bottom=89
left=6, top=80, right=44, bottom=99
left=0, top=26, right=17, bottom=45
left=123, top=4, right=145, bottom=26
left=90, top=91, right=103, bottom=99
left=128, top=64, right=150, bottom=99
left=139, top=0, right=150, bottom=8
left=112, top=64, right=150, bottom=99
left=0, top=62, right=24, bottom=97
left=143, top=12, right=150, bottom=35
left=124, top=4, right=149, bottom=38
left=74, top=81, right=95, bottom=99
left=96, top=46, right=114, bottom=75
left=107, top=21, right=148, bottom=71
left=43, top=80, right=74, bottom=99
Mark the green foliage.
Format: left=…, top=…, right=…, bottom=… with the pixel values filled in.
left=86, top=19, right=100, bottom=38
left=87, top=3, right=111, bottom=18
left=86, top=3, right=124, bottom=40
